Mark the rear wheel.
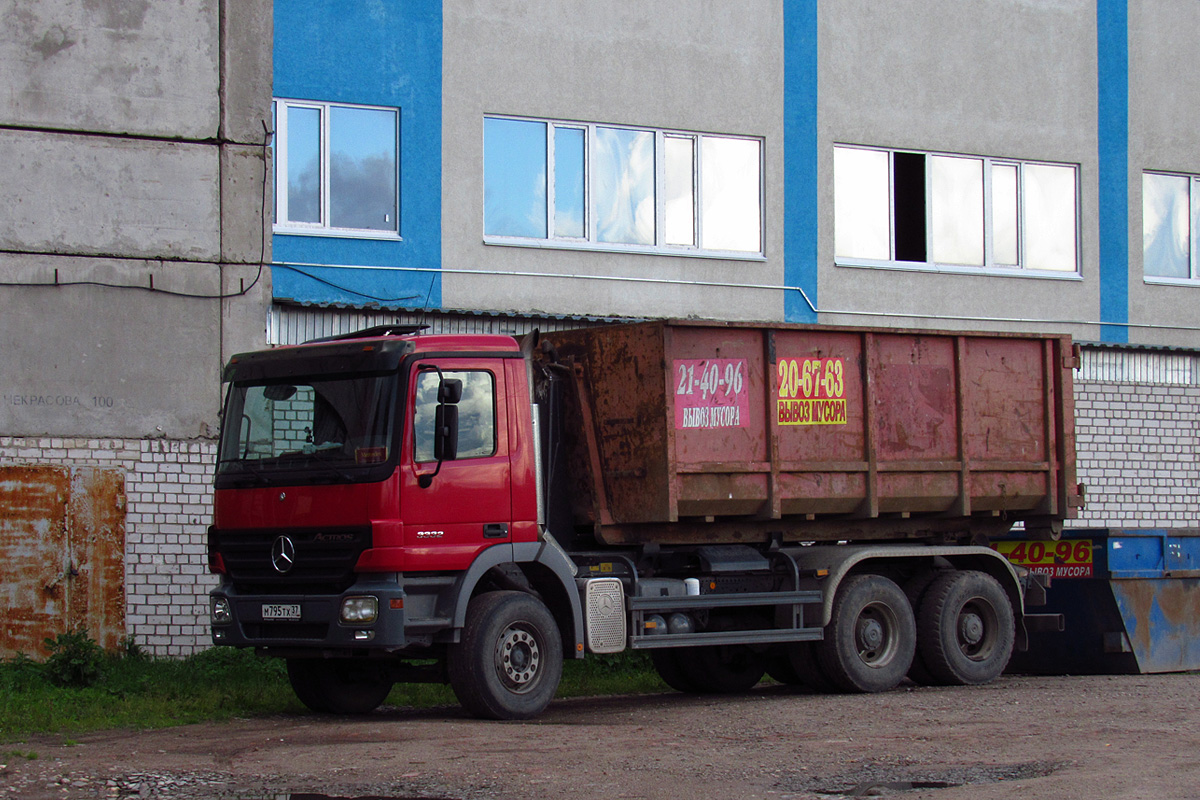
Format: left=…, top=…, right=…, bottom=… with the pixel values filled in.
left=680, top=644, right=765, bottom=693
left=651, top=648, right=705, bottom=693
left=817, top=574, right=915, bottom=693
left=917, top=571, right=1014, bottom=686
left=286, top=658, right=393, bottom=715
left=903, top=572, right=940, bottom=685
left=448, top=591, right=563, bottom=720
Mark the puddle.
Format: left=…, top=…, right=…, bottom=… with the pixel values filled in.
left=288, top=796, right=457, bottom=800
left=789, top=760, right=1065, bottom=797
left=289, top=795, right=457, bottom=800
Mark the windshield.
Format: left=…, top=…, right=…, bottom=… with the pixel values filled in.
left=217, top=372, right=397, bottom=483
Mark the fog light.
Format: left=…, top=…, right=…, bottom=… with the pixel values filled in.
left=353, top=630, right=375, bottom=641
left=340, top=596, right=378, bottom=624
left=211, top=597, right=232, bottom=625
left=213, top=629, right=227, bottom=641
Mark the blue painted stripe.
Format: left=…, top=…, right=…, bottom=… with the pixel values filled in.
left=272, top=0, right=442, bottom=311
left=783, top=0, right=819, bottom=323
left=1097, top=0, right=1129, bottom=343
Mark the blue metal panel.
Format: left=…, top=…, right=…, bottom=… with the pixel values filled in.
left=272, top=0, right=442, bottom=309
left=1107, top=531, right=1168, bottom=578
left=1111, top=578, right=1200, bottom=673
left=783, top=1, right=818, bottom=323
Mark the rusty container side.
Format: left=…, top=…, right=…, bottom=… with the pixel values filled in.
left=0, top=466, right=71, bottom=657
left=547, top=322, right=673, bottom=526
left=68, top=467, right=127, bottom=652
left=544, top=320, right=1077, bottom=544
left=0, top=465, right=126, bottom=658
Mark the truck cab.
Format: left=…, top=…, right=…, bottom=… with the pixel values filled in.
left=208, top=326, right=581, bottom=717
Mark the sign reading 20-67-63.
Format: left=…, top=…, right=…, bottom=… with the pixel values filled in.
left=777, top=357, right=847, bottom=425
left=674, top=359, right=749, bottom=429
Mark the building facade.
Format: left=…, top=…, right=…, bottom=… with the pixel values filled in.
left=0, top=0, right=272, bottom=656
left=3, top=0, right=1196, bottom=656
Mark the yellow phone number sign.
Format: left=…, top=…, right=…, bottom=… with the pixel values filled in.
left=777, top=357, right=847, bottom=426
left=992, top=539, right=1094, bottom=579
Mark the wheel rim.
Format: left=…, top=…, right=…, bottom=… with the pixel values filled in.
left=495, top=623, right=542, bottom=693
left=957, top=599, right=999, bottom=662
left=855, top=602, right=900, bottom=668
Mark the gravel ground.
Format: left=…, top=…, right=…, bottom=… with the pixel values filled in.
left=3, top=673, right=1198, bottom=800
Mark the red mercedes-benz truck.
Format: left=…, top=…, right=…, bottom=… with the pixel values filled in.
left=208, top=320, right=1080, bottom=719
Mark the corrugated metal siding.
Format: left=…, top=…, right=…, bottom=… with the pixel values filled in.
left=1079, top=346, right=1199, bottom=385
left=268, top=304, right=614, bottom=346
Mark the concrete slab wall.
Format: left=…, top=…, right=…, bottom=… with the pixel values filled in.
left=1126, top=0, right=1200, bottom=348
left=0, top=0, right=272, bottom=441
left=441, top=0, right=785, bottom=321
left=816, top=0, right=1102, bottom=338
left=0, top=0, right=220, bottom=138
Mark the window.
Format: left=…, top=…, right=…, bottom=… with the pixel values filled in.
left=483, top=116, right=763, bottom=257
left=413, top=371, right=496, bottom=463
left=273, top=99, right=399, bottom=236
left=834, top=145, right=1079, bottom=274
left=1143, top=171, right=1200, bottom=282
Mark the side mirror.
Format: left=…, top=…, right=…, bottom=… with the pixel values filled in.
left=419, top=374, right=462, bottom=488
left=434, top=404, right=459, bottom=461
left=438, top=378, right=463, bottom=404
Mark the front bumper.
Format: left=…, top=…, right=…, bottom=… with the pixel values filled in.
left=209, top=576, right=409, bottom=651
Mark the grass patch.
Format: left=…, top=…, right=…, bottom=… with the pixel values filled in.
left=1, top=645, right=664, bottom=741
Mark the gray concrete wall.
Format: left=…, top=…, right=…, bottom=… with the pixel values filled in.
left=0, top=0, right=273, bottom=440
left=441, top=0, right=785, bottom=321
left=1127, top=0, right=1200, bottom=348
left=817, top=0, right=1101, bottom=339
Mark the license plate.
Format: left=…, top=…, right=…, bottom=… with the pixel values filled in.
left=262, top=603, right=301, bottom=620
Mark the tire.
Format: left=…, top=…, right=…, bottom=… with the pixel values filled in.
left=786, top=641, right=839, bottom=693
left=816, top=574, right=915, bottom=693
left=903, top=572, right=940, bottom=686
left=917, top=570, right=1014, bottom=686
left=651, top=648, right=705, bottom=693
left=285, top=658, right=393, bottom=715
left=679, top=644, right=766, bottom=693
left=448, top=591, right=563, bottom=720
left=764, top=645, right=804, bottom=685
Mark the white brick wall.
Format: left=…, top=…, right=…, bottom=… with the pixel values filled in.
left=0, top=436, right=217, bottom=656
left=1073, top=347, right=1200, bottom=528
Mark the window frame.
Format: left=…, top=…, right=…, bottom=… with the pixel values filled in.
left=1143, top=170, right=1200, bottom=286
left=833, top=144, right=1082, bottom=279
left=412, top=369, right=498, bottom=464
left=273, top=98, right=401, bottom=240
left=483, top=115, right=765, bottom=260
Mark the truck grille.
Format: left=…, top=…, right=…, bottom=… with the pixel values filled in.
left=213, top=526, right=372, bottom=594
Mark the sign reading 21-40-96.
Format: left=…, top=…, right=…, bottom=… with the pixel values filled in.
left=673, top=359, right=749, bottom=429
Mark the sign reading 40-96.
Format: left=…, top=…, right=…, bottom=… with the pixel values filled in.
left=674, top=359, right=749, bottom=430
left=777, top=357, right=847, bottom=425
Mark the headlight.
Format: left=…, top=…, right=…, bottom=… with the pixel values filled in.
left=211, top=597, right=232, bottom=625
left=340, top=596, right=378, bottom=624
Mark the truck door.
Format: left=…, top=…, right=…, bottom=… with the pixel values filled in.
left=401, top=358, right=512, bottom=571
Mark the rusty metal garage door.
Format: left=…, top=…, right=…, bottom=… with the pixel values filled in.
left=0, top=465, right=125, bottom=658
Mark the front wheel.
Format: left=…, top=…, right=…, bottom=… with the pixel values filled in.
left=817, top=574, right=915, bottom=693
left=448, top=591, right=563, bottom=720
left=286, top=658, right=393, bottom=715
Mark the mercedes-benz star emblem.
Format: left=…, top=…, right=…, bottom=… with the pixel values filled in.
left=270, top=535, right=296, bottom=574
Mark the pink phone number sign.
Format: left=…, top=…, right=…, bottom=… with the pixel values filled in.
left=673, top=359, right=750, bottom=430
